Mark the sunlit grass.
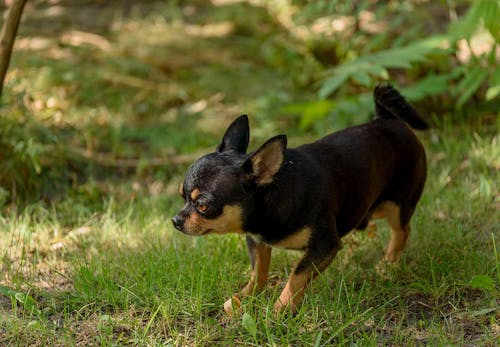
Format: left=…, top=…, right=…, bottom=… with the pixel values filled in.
left=1, top=128, right=499, bottom=345
left=1, top=0, right=499, bottom=345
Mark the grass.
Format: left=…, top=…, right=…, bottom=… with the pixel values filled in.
left=1, top=127, right=498, bottom=346
left=1, top=1, right=499, bottom=346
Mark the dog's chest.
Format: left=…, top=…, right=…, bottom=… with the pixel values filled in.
left=248, top=227, right=311, bottom=250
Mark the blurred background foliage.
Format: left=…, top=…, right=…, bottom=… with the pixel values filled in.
left=0, top=0, right=498, bottom=213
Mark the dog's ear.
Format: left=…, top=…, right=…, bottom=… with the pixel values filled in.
left=243, top=135, right=287, bottom=186
left=217, top=115, right=250, bottom=153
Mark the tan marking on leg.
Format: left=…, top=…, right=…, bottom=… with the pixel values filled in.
left=224, top=243, right=272, bottom=316
left=384, top=224, right=410, bottom=262
left=274, top=271, right=309, bottom=313
left=190, top=188, right=200, bottom=201
left=379, top=202, right=410, bottom=262
left=240, top=244, right=272, bottom=295
left=372, top=201, right=397, bottom=220
left=274, top=250, right=338, bottom=314
left=367, top=220, right=378, bottom=238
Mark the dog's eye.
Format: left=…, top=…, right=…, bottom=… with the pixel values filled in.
left=195, top=201, right=208, bottom=213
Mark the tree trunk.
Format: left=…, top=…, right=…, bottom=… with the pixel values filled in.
left=0, top=0, right=28, bottom=99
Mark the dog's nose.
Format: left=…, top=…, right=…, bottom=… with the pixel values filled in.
left=172, top=215, right=183, bottom=230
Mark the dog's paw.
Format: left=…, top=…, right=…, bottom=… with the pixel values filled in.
left=223, top=295, right=242, bottom=316
left=272, top=299, right=297, bottom=318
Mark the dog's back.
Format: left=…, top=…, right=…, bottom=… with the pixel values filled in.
left=294, top=85, right=427, bottom=236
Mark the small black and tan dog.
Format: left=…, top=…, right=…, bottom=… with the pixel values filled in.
left=172, top=85, right=427, bottom=315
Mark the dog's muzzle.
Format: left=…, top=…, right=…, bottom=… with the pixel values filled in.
left=171, top=214, right=184, bottom=231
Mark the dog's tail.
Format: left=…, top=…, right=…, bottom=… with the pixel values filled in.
left=373, top=85, right=429, bottom=130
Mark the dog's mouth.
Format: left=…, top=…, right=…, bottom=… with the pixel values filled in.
left=200, top=228, right=214, bottom=236
left=177, top=227, right=214, bottom=236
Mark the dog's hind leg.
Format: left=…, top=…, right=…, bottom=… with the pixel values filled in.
left=374, top=202, right=410, bottom=262
left=384, top=222, right=410, bottom=262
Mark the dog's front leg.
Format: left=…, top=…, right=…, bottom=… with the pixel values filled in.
left=274, top=236, right=340, bottom=314
left=241, top=236, right=272, bottom=295
left=224, top=236, right=271, bottom=315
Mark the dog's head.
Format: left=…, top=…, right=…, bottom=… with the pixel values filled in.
left=172, top=115, right=287, bottom=236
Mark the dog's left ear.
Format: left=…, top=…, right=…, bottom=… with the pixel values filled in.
left=243, top=135, right=287, bottom=186
left=217, top=114, right=250, bottom=153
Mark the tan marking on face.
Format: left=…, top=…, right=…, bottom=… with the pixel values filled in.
left=178, top=184, right=184, bottom=197
left=190, top=188, right=200, bottom=201
left=183, top=205, right=244, bottom=235
left=273, top=227, right=311, bottom=249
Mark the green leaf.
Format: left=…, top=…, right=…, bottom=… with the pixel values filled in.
left=300, top=101, right=335, bottom=129
left=455, top=67, right=489, bottom=108
left=283, top=100, right=335, bottom=130
left=0, top=286, right=42, bottom=316
left=469, top=275, right=496, bottom=292
left=351, top=71, right=372, bottom=87
left=486, top=84, right=500, bottom=100
left=329, top=93, right=373, bottom=120
left=402, top=74, right=453, bottom=100
left=486, top=68, right=500, bottom=100
left=142, top=302, right=163, bottom=339
left=480, top=0, right=500, bottom=41
left=0, top=285, right=16, bottom=297
left=449, top=2, right=481, bottom=42
left=449, top=0, right=500, bottom=42
left=314, top=331, right=324, bottom=347
left=319, top=73, right=349, bottom=99
left=318, top=37, right=445, bottom=98
left=242, top=312, right=257, bottom=340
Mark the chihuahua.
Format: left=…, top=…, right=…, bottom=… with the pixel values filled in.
left=172, top=85, right=428, bottom=315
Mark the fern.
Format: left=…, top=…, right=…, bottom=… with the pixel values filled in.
left=318, top=36, right=447, bottom=99
left=400, top=72, right=460, bottom=101
left=486, top=68, right=500, bottom=100
left=290, top=1, right=498, bottom=127
left=454, top=66, right=490, bottom=108
left=447, top=0, right=499, bottom=108
left=449, top=0, right=500, bottom=42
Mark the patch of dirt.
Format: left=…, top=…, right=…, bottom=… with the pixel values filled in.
left=379, top=290, right=499, bottom=344
left=0, top=294, right=11, bottom=310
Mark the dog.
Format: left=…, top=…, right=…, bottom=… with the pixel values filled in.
left=172, top=85, right=428, bottom=315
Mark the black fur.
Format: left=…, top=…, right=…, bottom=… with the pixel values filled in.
left=374, top=84, right=429, bottom=130
left=173, top=85, right=428, bottom=313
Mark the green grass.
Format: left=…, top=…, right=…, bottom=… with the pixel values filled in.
left=1, top=128, right=498, bottom=345
left=1, top=1, right=499, bottom=346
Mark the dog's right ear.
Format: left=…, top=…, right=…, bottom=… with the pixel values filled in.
left=217, top=115, right=250, bottom=154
